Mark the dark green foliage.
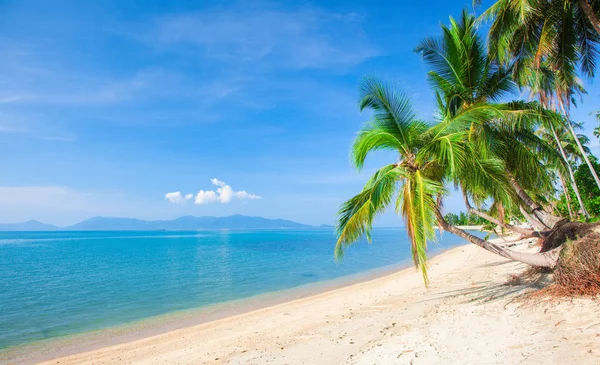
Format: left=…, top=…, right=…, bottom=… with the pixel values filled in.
left=557, top=158, right=600, bottom=217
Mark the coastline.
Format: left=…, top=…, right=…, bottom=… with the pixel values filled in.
left=0, top=241, right=465, bottom=365
left=4, top=236, right=600, bottom=364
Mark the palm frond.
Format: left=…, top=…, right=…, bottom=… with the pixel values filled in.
left=356, top=77, right=423, bottom=161
left=335, top=164, right=405, bottom=258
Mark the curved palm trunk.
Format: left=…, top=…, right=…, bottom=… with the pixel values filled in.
left=508, top=176, right=563, bottom=229
left=549, top=123, right=591, bottom=219
left=566, top=120, right=600, bottom=190
left=558, top=173, right=575, bottom=219
left=462, top=192, right=541, bottom=237
left=435, top=208, right=561, bottom=268
left=579, top=0, right=600, bottom=36
left=519, top=205, right=548, bottom=231
left=497, top=201, right=506, bottom=227
left=558, top=101, right=600, bottom=191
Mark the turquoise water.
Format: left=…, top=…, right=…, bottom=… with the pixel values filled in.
left=0, top=228, right=481, bottom=350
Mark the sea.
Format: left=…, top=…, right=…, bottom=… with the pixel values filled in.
left=0, top=228, right=486, bottom=358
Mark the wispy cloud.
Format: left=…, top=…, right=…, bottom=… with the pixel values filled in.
left=0, top=95, right=27, bottom=103
left=0, top=112, right=76, bottom=142
left=164, top=191, right=193, bottom=204
left=166, top=178, right=261, bottom=205
left=0, top=2, right=378, bottom=146
left=145, top=5, right=378, bottom=70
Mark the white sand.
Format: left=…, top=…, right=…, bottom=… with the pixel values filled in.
left=32, top=238, right=600, bottom=365
left=454, top=225, right=485, bottom=230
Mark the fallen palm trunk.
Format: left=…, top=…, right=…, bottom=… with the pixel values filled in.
left=435, top=208, right=562, bottom=268
left=509, top=176, right=563, bottom=229
left=462, top=193, right=544, bottom=237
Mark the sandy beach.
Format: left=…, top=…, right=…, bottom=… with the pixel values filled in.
left=15, top=238, right=600, bottom=365
left=455, top=225, right=485, bottom=231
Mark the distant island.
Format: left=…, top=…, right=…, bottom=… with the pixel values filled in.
left=0, top=215, right=324, bottom=231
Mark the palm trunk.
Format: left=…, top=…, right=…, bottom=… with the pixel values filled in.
left=508, top=176, right=563, bottom=229
left=566, top=120, right=600, bottom=190
left=435, top=208, right=561, bottom=268
left=579, top=0, right=600, bottom=36
left=519, top=205, right=548, bottom=231
left=462, top=192, right=540, bottom=237
left=549, top=123, right=591, bottom=218
left=558, top=100, right=600, bottom=191
left=558, top=173, right=575, bottom=219
left=497, top=201, right=505, bottom=227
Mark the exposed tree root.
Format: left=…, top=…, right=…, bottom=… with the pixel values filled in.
left=549, top=232, right=600, bottom=296
left=502, top=223, right=600, bottom=298
left=539, top=222, right=600, bottom=252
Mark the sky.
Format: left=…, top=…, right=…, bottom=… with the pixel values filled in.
left=0, top=0, right=599, bottom=227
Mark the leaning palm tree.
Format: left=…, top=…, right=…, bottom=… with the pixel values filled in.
left=481, top=0, right=600, bottom=191
left=415, top=10, right=564, bottom=231
left=559, top=122, right=593, bottom=165
left=518, top=61, right=591, bottom=218
left=335, top=78, right=562, bottom=284
left=537, top=123, right=592, bottom=218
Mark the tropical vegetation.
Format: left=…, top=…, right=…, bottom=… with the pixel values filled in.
left=557, top=157, right=600, bottom=217
left=482, top=0, right=600, bottom=191
left=335, top=5, right=600, bottom=288
left=443, top=212, right=487, bottom=226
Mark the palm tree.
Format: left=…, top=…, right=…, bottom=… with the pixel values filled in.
left=336, top=13, right=564, bottom=283
left=335, top=78, right=562, bottom=284
left=481, top=1, right=600, bottom=68
left=559, top=122, right=593, bottom=165
left=537, top=123, right=591, bottom=217
left=481, top=0, right=600, bottom=192
left=518, top=62, right=591, bottom=218
left=414, top=10, right=564, bottom=230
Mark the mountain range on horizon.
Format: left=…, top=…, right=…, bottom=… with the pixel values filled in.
left=0, top=215, right=332, bottom=231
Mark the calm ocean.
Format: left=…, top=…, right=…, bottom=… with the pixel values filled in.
left=0, top=228, right=483, bottom=351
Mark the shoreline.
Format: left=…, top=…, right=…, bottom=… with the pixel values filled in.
left=4, top=236, right=600, bottom=364
left=1, top=242, right=466, bottom=365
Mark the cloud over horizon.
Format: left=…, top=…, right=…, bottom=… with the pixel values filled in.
left=165, top=178, right=261, bottom=205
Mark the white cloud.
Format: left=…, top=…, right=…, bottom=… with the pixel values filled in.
left=217, top=184, right=233, bottom=203
left=167, top=178, right=261, bottom=205
left=194, top=190, right=218, bottom=204
left=164, top=191, right=191, bottom=204
left=235, top=190, right=261, bottom=200
left=210, top=178, right=226, bottom=187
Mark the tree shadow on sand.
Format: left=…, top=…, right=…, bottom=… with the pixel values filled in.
left=427, top=261, right=553, bottom=305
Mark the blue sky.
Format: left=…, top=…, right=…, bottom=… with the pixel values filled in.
left=0, top=0, right=598, bottom=226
